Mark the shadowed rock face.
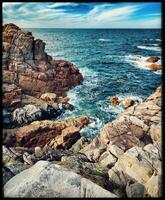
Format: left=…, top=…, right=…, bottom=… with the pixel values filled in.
left=3, top=23, right=83, bottom=108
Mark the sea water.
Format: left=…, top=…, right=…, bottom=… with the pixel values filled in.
left=27, top=29, right=161, bottom=138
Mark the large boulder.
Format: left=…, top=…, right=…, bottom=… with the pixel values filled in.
left=4, top=160, right=117, bottom=198
left=14, top=117, right=89, bottom=148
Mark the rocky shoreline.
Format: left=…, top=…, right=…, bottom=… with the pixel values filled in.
left=3, top=24, right=162, bottom=198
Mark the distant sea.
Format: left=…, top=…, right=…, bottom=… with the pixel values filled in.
left=26, top=29, right=161, bottom=138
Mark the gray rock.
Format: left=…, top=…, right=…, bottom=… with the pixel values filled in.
left=13, top=104, right=42, bottom=125
left=12, top=103, right=62, bottom=126
left=126, top=182, right=146, bottom=197
left=4, top=160, right=117, bottom=198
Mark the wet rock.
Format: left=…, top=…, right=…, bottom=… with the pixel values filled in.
left=4, top=160, right=117, bottom=198
left=110, top=96, right=120, bottom=107
left=57, top=96, right=70, bottom=104
left=62, top=103, right=74, bottom=111
left=146, top=56, right=160, bottom=63
left=40, top=103, right=62, bottom=119
left=122, top=98, right=135, bottom=109
left=146, top=64, right=161, bottom=71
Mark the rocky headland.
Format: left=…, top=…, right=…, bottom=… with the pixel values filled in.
left=3, top=24, right=162, bottom=198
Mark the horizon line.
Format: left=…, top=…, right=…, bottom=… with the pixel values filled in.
left=22, top=27, right=161, bottom=29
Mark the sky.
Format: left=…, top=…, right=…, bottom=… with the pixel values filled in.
left=3, top=2, right=161, bottom=28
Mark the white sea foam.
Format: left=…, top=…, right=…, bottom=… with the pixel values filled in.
left=144, top=39, right=161, bottom=42
left=148, top=44, right=159, bottom=46
left=124, top=54, right=161, bottom=74
left=108, top=94, right=143, bottom=116
left=99, top=38, right=111, bottom=42
left=137, top=45, right=161, bottom=52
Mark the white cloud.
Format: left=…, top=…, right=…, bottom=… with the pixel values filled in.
left=3, top=2, right=23, bottom=8
left=48, top=2, right=78, bottom=8
left=95, top=5, right=140, bottom=22
left=2, top=3, right=161, bottom=28
left=88, top=4, right=113, bottom=16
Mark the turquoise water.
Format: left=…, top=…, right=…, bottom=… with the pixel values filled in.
left=27, top=29, right=161, bottom=137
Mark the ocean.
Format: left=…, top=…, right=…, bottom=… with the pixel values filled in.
left=26, top=28, right=161, bottom=138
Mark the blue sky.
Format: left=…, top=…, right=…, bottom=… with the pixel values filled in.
left=3, top=2, right=161, bottom=28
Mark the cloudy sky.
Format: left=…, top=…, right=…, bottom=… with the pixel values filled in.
left=3, top=2, right=161, bottom=28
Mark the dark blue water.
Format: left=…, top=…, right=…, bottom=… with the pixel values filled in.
left=26, top=29, right=161, bottom=137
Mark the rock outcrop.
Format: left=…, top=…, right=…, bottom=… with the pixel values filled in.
left=4, top=160, right=117, bottom=198
left=3, top=23, right=83, bottom=110
left=80, top=86, right=161, bottom=197
left=81, top=86, right=161, bottom=158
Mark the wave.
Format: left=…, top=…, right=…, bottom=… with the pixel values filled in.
left=98, top=38, right=111, bottom=42
left=137, top=45, right=161, bottom=52
left=148, top=44, right=159, bottom=46
left=124, top=54, right=161, bottom=73
left=144, top=38, right=161, bottom=42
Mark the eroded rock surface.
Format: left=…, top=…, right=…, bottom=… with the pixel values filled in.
left=3, top=23, right=83, bottom=110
